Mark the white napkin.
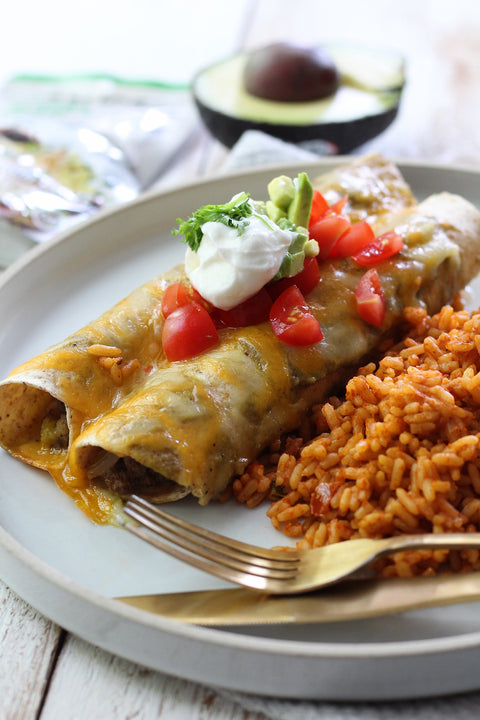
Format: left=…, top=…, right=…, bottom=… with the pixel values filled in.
left=219, top=130, right=332, bottom=172
left=215, top=130, right=480, bottom=719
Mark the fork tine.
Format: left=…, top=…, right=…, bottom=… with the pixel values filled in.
left=124, top=497, right=298, bottom=580
left=125, top=519, right=274, bottom=590
left=126, top=495, right=298, bottom=567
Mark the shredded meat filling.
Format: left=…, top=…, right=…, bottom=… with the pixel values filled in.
left=103, top=457, right=172, bottom=497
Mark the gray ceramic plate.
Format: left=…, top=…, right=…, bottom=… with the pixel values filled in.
left=1, top=159, right=480, bottom=701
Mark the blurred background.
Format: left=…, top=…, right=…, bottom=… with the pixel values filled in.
left=0, top=0, right=479, bottom=262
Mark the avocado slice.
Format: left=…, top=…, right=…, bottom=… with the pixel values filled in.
left=192, top=43, right=405, bottom=152
left=288, top=172, right=313, bottom=227
left=265, top=200, right=286, bottom=223
left=267, top=175, right=295, bottom=211
left=266, top=172, right=313, bottom=228
left=275, top=231, right=309, bottom=278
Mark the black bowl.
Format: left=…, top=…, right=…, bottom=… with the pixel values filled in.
left=192, top=42, right=405, bottom=153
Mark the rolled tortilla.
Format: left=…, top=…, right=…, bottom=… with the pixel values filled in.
left=313, top=151, right=417, bottom=224
left=0, top=153, right=415, bottom=479
left=66, top=192, right=480, bottom=520
left=0, top=264, right=183, bottom=472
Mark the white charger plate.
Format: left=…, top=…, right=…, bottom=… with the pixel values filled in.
left=2, top=159, right=480, bottom=701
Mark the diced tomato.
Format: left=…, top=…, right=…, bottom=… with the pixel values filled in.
left=328, top=220, right=375, bottom=260
left=355, top=269, right=386, bottom=328
left=161, top=282, right=208, bottom=319
left=212, top=287, right=272, bottom=328
left=326, top=194, right=348, bottom=216
left=162, top=302, right=218, bottom=361
left=269, top=285, right=323, bottom=346
left=352, top=230, right=404, bottom=266
left=268, top=257, right=321, bottom=300
left=308, top=190, right=329, bottom=228
left=309, top=214, right=351, bottom=260
left=310, top=480, right=343, bottom=517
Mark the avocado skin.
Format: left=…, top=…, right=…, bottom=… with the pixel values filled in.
left=193, top=97, right=400, bottom=153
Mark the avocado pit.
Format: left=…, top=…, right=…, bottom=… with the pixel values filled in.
left=243, top=42, right=340, bottom=103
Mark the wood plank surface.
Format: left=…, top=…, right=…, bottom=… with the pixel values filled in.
left=39, top=634, right=267, bottom=720
left=0, top=585, right=63, bottom=720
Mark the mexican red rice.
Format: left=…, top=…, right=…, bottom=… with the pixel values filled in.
left=232, top=304, right=480, bottom=577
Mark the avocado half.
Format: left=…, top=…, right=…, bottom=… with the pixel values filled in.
left=192, top=42, right=405, bottom=152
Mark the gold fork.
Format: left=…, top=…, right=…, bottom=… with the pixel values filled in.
left=124, top=495, right=480, bottom=595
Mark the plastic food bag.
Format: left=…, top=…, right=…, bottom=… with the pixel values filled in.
left=0, top=75, right=197, bottom=243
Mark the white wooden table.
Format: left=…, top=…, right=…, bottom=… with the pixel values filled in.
left=1, top=1, right=480, bottom=717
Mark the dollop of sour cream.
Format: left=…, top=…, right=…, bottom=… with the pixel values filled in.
left=185, top=207, right=296, bottom=310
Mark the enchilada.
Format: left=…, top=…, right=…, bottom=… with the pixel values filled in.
left=0, top=153, right=414, bottom=472
left=1, top=155, right=479, bottom=522
left=66, top=192, right=480, bottom=520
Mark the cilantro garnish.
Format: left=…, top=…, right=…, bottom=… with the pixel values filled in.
left=172, top=192, right=252, bottom=251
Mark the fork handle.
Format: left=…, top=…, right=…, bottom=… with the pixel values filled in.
left=376, top=532, right=480, bottom=556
